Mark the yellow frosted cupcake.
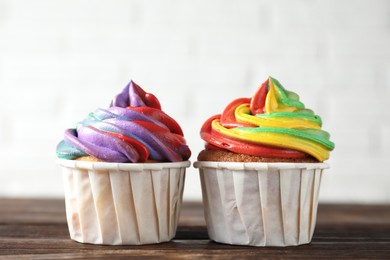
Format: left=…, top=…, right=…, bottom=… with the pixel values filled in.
left=194, top=77, right=334, bottom=246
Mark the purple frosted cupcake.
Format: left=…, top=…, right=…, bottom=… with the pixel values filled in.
left=57, top=81, right=191, bottom=245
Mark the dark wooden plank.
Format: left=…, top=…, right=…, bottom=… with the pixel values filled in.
left=0, top=199, right=390, bottom=259
left=0, top=199, right=66, bottom=224
left=317, top=204, right=390, bottom=225
left=1, top=236, right=390, bottom=259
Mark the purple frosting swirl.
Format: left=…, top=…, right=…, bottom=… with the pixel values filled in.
left=56, top=81, right=191, bottom=162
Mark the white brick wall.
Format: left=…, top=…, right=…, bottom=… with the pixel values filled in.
left=1, top=0, right=390, bottom=203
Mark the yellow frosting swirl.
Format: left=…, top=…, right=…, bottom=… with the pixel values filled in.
left=200, top=77, right=334, bottom=161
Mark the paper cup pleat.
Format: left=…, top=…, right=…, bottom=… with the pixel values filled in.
left=109, top=170, right=140, bottom=244
left=170, top=167, right=186, bottom=237
left=58, top=159, right=189, bottom=245
left=195, top=161, right=328, bottom=247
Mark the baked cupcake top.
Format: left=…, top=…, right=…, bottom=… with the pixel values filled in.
left=56, top=81, right=191, bottom=163
left=200, top=77, right=334, bottom=162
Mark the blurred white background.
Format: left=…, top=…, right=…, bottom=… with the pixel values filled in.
left=0, top=0, right=389, bottom=203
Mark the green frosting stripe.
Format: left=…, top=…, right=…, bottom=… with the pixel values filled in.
left=236, top=126, right=335, bottom=150
left=256, top=112, right=322, bottom=126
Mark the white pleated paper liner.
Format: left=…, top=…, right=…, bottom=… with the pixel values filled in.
left=194, top=161, right=329, bottom=247
left=57, top=159, right=190, bottom=245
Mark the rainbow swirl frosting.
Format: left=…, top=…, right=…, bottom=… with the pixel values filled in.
left=56, top=81, right=191, bottom=163
left=200, top=77, right=334, bottom=162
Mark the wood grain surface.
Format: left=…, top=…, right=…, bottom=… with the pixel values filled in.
left=1, top=199, right=390, bottom=259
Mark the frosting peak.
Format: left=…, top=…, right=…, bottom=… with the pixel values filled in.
left=111, top=80, right=161, bottom=109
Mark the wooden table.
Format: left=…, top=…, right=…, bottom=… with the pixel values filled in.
left=1, top=199, right=390, bottom=259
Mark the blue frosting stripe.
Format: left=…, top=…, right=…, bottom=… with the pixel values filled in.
left=56, top=140, right=87, bottom=160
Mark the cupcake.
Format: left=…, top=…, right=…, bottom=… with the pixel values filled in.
left=56, top=80, right=191, bottom=245
left=194, top=77, right=334, bottom=247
